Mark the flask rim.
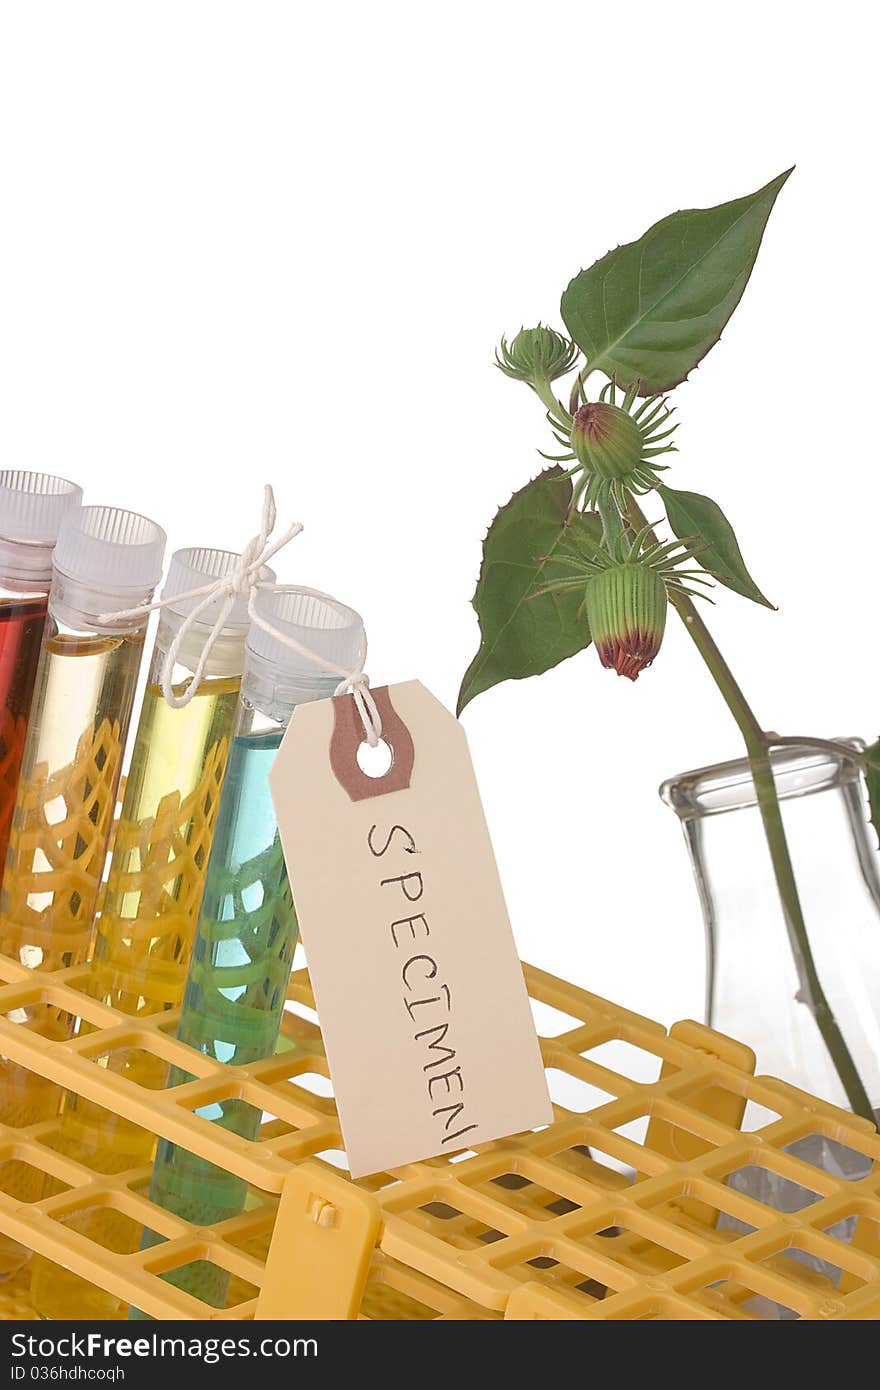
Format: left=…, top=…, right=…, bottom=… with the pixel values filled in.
left=660, top=738, right=865, bottom=820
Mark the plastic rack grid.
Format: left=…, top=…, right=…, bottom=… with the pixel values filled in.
left=1, top=951, right=879, bottom=1321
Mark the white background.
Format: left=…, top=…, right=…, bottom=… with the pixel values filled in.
left=1, top=2, right=876, bottom=1032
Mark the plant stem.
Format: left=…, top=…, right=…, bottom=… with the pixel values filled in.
left=533, top=379, right=571, bottom=425
left=625, top=496, right=874, bottom=1122
left=597, top=498, right=624, bottom=550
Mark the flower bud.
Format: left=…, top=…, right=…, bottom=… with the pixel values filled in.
left=585, top=561, right=667, bottom=680
left=571, top=401, right=644, bottom=481
left=496, top=325, right=578, bottom=386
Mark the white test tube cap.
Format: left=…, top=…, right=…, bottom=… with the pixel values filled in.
left=52, top=505, right=167, bottom=627
left=0, top=471, right=83, bottom=545
left=245, top=587, right=365, bottom=705
left=54, top=505, right=167, bottom=593
left=162, top=547, right=276, bottom=631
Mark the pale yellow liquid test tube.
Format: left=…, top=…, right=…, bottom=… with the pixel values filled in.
left=0, top=506, right=166, bottom=1276
left=29, top=546, right=269, bottom=1319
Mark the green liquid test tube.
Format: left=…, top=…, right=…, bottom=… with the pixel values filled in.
left=136, top=586, right=364, bottom=1315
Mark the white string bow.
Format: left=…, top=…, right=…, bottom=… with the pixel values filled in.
left=99, top=484, right=383, bottom=746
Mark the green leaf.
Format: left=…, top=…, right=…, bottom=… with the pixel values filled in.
left=457, top=469, right=603, bottom=714
left=560, top=169, right=792, bottom=394
left=659, top=483, right=774, bottom=609
left=866, top=741, right=880, bottom=851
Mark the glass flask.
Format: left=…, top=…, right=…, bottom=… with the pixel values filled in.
left=661, top=740, right=880, bottom=1310
left=661, top=740, right=880, bottom=1115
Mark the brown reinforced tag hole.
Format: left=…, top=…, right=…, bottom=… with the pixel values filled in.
left=356, top=738, right=394, bottom=779
left=330, top=686, right=415, bottom=801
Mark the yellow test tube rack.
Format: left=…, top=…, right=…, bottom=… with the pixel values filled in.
left=1, top=949, right=879, bottom=1321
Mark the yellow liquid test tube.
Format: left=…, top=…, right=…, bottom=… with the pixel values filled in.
left=29, top=547, right=270, bottom=1319
left=0, top=506, right=166, bottom=1277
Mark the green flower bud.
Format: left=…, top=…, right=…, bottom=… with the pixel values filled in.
left=585, top=560, right=667, bottom=681
left=496, top=325, right=578, bottom=387
left=571, top=401, right=644, bottom=481
left=566, top=390, right=678, bottom=512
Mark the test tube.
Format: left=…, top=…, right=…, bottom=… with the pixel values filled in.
left=0, top=471, right=82, bottom=877
left=138, top=587, right=363, bottom=1313
left=0, top=505, right=165, bottom=1275
left=30, top=546, right=272, bottom=1318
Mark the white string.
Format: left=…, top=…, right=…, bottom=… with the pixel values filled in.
left=98, top=484, right=383, bottom=746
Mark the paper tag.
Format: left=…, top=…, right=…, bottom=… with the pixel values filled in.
left=270, top=680, right=552, bottom=1178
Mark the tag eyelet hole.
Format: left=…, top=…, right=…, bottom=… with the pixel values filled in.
left=356, top=737, right=393, bottom=779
